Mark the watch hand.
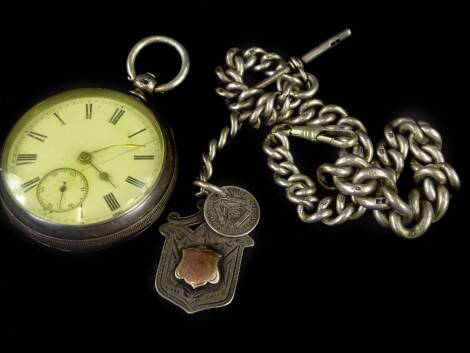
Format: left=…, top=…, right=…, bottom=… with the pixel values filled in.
left=90, top=161, right=116, bottom=188
left=78, top=152, right=116, bottom=188
left=91, top=144, right=144, bottom=154
left=58, top=181, right=66, bottom=208
left=79, top=139, right=158, bottom=173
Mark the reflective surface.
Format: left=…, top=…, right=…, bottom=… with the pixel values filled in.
left=1, top=88, right=165, bottom=225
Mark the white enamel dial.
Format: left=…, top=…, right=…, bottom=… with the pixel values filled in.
left=1, top=89, right=166, bottom=225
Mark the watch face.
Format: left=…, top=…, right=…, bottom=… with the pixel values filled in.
left=1, top=88, right=166, bottom=225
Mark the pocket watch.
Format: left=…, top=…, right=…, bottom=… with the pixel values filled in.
left=0, top=36, right=189, bottom=251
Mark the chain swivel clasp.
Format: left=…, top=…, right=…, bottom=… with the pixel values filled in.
left=287, top=125, right=358, bottom=149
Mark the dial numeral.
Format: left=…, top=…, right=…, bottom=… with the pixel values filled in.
left=85, top=104, right=93, bottom=119
left=27, top=131, right=47, bottom=142
left=125, top=176, right=146, bottom=189
left=22, top=177, right=40, bottom=193
left=53, top=113, right=66, bottom=125
left=128, top=128, right=146, bottom=138
left=103, top=192, right=120, bottom=211
left=109, top=108, right=125, bottom=125
left=16, top=154, right=37, bottom=165
left=134, top=155, right=154, bottom=160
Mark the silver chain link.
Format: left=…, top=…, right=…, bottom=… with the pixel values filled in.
left=193, top=41, right=460, bottom=238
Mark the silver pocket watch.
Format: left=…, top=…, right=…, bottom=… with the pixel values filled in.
left=0, top=36, right=189, bottom=251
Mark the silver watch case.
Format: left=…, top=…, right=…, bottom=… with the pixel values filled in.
left=0, top=89, right=177, bottom=252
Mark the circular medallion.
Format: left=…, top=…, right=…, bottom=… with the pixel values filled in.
left=203, top=186, right=260, bottom=237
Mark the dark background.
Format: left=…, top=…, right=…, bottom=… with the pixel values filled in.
left=1, top=2, right=467, bottom=345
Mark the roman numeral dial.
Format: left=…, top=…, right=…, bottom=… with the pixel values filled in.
left=22, top=177, right=40, bottom=193
left=27, top=131, right=47, bottom=142
left=110, top=108, right=125, bottom=125
left=54, top=113, right=66, bottom=125
left=103, top=192, right=120, bottom=211
left=3, top=90, right=165, bottom=226
left=128, top=128, right=146, bottom=138
left=85, top=104, right=92, bottom=119
left=125, top=176, right=146, bottom=189
left=134, top=155, right=155, bottom=160
left=16, top=154, right=37, bottom=165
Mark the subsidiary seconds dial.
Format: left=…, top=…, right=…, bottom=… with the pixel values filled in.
left=37, top=168, right=88, bottom=213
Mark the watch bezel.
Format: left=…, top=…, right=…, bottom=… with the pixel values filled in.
left=0, top=88, right=177, bottom=251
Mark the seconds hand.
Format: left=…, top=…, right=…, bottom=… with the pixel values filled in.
left=58, top=181, right=67, bottom=208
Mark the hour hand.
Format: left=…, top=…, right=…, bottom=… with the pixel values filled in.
left=78, top=152, right=116, bottom=188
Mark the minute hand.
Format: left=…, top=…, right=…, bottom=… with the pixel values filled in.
left=91, top=144, right=144, bottom=154
left=81, top=140, right=156, bottom=172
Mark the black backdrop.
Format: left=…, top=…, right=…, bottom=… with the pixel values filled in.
left=2, top=2, right=467, bottom=345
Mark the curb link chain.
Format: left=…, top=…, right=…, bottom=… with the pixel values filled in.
left=194, top=42, right=460, bottom=238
